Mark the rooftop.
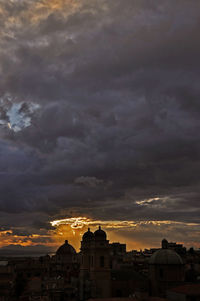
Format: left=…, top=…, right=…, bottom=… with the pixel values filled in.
left=149, top=248, right=183, bottom=265
left=169, top=284, right=200, bottom=296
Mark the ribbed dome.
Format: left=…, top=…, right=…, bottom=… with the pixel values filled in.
left=56, top=240, right=76, bottom=256
left=149, top=249, right=183, bottom=265
left=94, top=226, right=106, bottom=240
left=82, top=228, right=94, bottom=240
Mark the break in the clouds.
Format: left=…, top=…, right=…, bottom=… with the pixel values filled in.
left=0, top=94, right=40, bottom=131
left=0, top=0, right=200, bottom=250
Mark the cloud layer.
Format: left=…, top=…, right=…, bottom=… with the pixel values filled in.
left=0, top=0, right=200, bottom=250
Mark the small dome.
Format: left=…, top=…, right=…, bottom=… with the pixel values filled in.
left=149, top=249, right=183, bottom=265
left=94, top=226, right=106, bottom=240
left=82, top=228, right=94, bottom=240
left=56, top=240, right=76, bottom=256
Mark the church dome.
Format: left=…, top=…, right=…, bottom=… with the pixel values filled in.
left=149, top=248, right=183, bottom=265
left=82, top=228, right=94, bottom=240
left=94, top=226, right=106, bottom=240
left=56, top=240, right=76, bottom=256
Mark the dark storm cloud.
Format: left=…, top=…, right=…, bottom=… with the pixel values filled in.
left=0, top=0, right=200, bottom=246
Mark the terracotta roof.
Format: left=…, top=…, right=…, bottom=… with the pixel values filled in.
left=169, top=284, right=200, bottom=295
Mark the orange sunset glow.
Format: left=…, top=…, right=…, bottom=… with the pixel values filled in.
left=1, top=216, right=200, bottom=252
left=50, top=217, right=200, bottom=251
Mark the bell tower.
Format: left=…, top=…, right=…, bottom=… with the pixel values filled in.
left=80, top=227, right=111, bottom=299
left=80, top=228, right=95, bottom=300
left=90, top=226, right=111, bottom=298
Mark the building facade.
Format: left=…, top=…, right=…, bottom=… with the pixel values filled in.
left=149, top=239, right=185, bottom=297
left=80, top=227, right=111, bottom=300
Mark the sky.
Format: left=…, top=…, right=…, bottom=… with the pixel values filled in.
left=0, top=0, right=200, bottom=254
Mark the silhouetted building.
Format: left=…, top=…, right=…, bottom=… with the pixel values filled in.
left=149, top=239, right=185, bottom=297
left=0, top=261, right=14, bottom=298
left=110, top=243, right=126, bottom=256
left=80, top=227, right=111, bottom=300
left=167, top=283, right=200, bottom=301
left=50, top=240, right=77, bottom=278
left=45, top=240, right=79, bottom=301
left=162, top=239, right=186, bottom=256
left=0, top=232, right=199, bottom=300
left=111, top=268, right=148, bottom=298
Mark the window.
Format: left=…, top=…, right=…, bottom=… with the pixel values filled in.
left=116, top=289, right=122, bottom=297
left=100, top=256, right=104, bottom=267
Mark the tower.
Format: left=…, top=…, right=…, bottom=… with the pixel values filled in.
left=80, top=227, right=111, bottom=299
left=90, top=226, right=111, bottom=298
left=80, top=228, right=95, bottom=300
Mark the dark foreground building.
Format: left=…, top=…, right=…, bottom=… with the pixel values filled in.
left=80, top=227, right=111, bottom=299
left=0, top=230, right=200, bottom=301
left=149, top=239, right=185, bottom=297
